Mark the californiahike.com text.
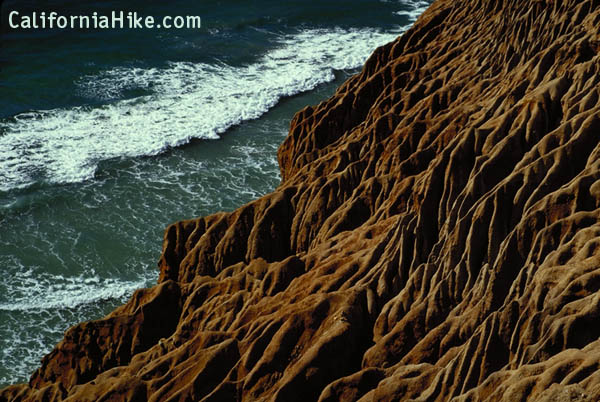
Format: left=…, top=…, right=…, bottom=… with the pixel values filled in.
left=7, top=11, right=202, bottom=29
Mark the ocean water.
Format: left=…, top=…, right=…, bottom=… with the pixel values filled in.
left=0, top=0, right=430, bottom=387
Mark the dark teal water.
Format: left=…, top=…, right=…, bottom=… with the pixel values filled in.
left=0, top=0, right=430, bottom=386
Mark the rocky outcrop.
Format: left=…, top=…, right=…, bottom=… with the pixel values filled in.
left=4, top=0, right=600, bottom=400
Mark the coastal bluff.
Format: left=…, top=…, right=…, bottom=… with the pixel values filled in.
left=4, top=0, right=600, bottom=400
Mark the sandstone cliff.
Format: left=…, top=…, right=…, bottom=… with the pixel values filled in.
left=3, top=0, right=600, bottom=400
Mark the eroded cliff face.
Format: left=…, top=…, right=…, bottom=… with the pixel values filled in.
left=3, top=0, right=600, bottom=400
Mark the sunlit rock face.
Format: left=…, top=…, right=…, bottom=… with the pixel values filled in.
left=4, top=0, right=600, bottom=400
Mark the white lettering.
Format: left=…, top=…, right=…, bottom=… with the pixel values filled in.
left=112, top=11, right=123, bottom=28
left=187, top=16, right=201, bottom=29
left=98, top=16, right=109, bottom=29
left=79, top=15, right=90, bottom=29
left=31, top=12, right=39, bottom=29
left=56, top=16, right=67, bottom=29
left=129, top=12, right=143, bottom=29
left=5, top=11, right=203, bottom=30
left=21, top=15, right=31, bottom=29
left=48, top=12, right=57, bottom=28
left=173, top=16, right=184, bottom=29
left=8, top=11, right=19, bottom=29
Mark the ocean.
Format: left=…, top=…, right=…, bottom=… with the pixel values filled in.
left=0, top=0, right=429, bottom=387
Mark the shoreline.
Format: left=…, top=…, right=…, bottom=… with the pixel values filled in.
left=0, top=70, right=352, bottom=388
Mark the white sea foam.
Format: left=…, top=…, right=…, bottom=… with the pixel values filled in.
left=0, top=265, right=154, bottom=385
left=0, top=269, right=151, bottom=312
left=0, top=27, right=402, bottom=192
left=0, top=267, right=152, bottom=386
left=394, top=0, right=430, bottom=22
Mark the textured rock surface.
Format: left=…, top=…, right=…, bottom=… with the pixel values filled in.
left=4, top=0, right=600, bottom=400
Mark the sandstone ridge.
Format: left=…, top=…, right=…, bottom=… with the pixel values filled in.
left=4, top=0, right=600, bottom=400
